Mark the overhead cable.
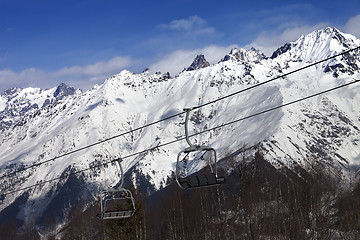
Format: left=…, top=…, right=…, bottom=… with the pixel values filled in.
left=2, top=79, right=359, bottom=196
left=1, top=45, right=359, bottom=179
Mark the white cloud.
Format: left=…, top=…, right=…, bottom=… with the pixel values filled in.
left=158, top=15, right=215, bottom=35
left=245, top=22, right=329, bottom=56
left=53, top=56, right=131, bottom=78
left=0, top=56, right=132, bottom=91
left=343, top=14, right=360, bottom=38
left=0, top=68, right=48, bottom=90
left=148, top=44, right=238, bottom=76
left=3, top=15, right=359, bottom=92
left=245, top=14, right=360, bottom=57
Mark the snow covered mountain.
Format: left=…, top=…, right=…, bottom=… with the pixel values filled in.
left=0, top=27, right=360, bottom=226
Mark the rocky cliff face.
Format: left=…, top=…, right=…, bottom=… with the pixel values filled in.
left=186, top=54, right=210, bottom=71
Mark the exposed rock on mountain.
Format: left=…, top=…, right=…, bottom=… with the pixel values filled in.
left=221, top=47, right=266, bottom=63
left=186, top=54, right=210, bottom=71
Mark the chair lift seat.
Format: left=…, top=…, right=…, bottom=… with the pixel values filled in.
left=178, top=173, right=226, bottom=189
left=97, top=159, right=136, bottom=220
left=175, top=108, right=226, bottom=190
left=100, top=209, right=136, bottom=220
left=98, top=189, right=136, bottom=220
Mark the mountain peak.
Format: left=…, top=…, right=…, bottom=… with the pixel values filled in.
left=270, top=27, right=359, bottom=61
left=186, top=54, right=210, bottom=71
left=53, top=83, right=76, bottom=99
left=301, top=27, right=350, bottom=44
left=220, top=47, right=266, bottom=63
left=1, top=87, right=22, bottom=98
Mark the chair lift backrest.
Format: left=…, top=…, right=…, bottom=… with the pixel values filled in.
left=175, top=108, right=225, bottom=190
left=98, top=158, right=136, bottom=219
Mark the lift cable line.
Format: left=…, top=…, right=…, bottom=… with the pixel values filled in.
left=191, top=45, right=360, bottom=111
left=2, top=79, right=359, bottom=196
left=0, top=45, right=359, bottom=180
left=0, top=111, right=183, bottom=180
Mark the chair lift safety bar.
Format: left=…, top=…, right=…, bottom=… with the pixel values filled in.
left=176, top=108, right=225, bottom=190
left=97, top=158, right=136, bottom=220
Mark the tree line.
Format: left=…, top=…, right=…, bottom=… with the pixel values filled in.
left=1, top=151, right=359, bottom=239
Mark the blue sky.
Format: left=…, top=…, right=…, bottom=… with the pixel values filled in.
left=0, top=0, right=359, bottom=90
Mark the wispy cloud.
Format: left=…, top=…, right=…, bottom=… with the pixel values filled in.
left=0, top=44, right=237, bottom=91
left=343, top=14, right=360, bottom=38
left=0, top=56, right=132, bottom=91
left=246, top=22, right=329, bottom=56
left=238, top=3, right=333, bottom=56
left=246, top=13, right=360, bottom=57
left=53, top=56, right=132, bottom=78
left=2, top=13, right=360, bottom=92
left=158, top=15, right=215, bottom=35
left=149, top=44, right=238, bottom=76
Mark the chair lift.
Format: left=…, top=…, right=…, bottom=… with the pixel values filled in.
left=176, top=108, right=225, bottom=190
left=97, top=158, right=136, bottom=220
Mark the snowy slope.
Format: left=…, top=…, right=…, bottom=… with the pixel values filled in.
left=0, top=27, right=360, bottom=224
